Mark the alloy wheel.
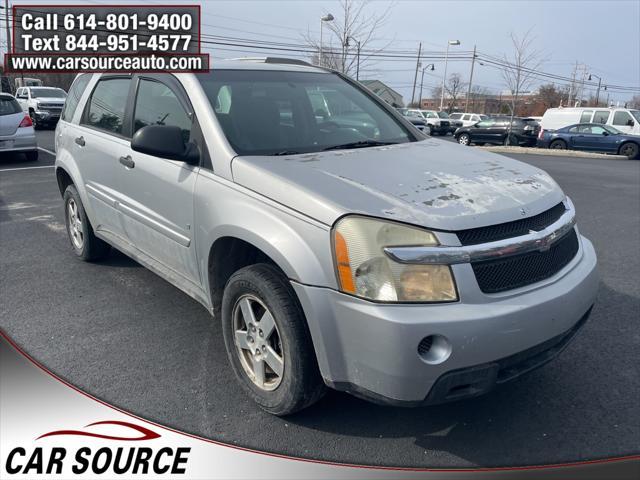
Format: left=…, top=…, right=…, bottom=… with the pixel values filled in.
left=232, top=294, right=284, bottom=391
left=67, top=198, right=84, bottom=250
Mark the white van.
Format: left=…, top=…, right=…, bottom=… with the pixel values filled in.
left=541, top=107, right=640, bottom=135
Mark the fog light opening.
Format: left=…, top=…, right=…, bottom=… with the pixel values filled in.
left=418, top=335, right=452, bottom=365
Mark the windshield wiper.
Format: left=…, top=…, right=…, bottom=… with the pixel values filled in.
left=322, top=140, right=397, bottom=151
left=270, top=150, right=301, bottom=156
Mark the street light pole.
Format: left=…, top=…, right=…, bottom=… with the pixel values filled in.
left=589, top=73, right=603, bottom=106
left=440, top=39, right=460, bottom=111
left=464, top=44, right=477, bottom=112
left=319, top=13, right=334, bottom=67
left=418, top=63, right=435, bottom=109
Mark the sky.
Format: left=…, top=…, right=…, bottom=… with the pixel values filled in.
left=2, top=0, right=639, bottom=104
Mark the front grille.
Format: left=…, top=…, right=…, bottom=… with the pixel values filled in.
left=457, top=202, right=566, bottom=246
left=472, top=229, right=579, bottom=293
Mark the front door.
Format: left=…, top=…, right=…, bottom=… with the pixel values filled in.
left=116, top=75, right=201, bottom=285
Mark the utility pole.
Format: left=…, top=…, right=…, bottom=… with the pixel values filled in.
left=464, top=45, right=477, bottom=112
left=3, top=0, right=11, bottom=54
left=568, top=61, right=578, bottom=107
left=577, top=65, right=588, bottom=107
left=410, top=42, right=421, bottom=107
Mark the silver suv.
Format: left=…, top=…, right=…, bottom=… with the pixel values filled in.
left=55, top=59, right=598, bottom=415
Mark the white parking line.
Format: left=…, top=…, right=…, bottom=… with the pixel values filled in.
left=38, top=147, right=56, bottom=156
left=0, top=165, right=54, bottom=172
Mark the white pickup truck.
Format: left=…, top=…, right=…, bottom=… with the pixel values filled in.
left=15, top=86, right=67, bottom=128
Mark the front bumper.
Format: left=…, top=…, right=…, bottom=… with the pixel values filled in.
left=292, top=234, right=598, bottom=405
left=34, top=110, right=61, bottom=123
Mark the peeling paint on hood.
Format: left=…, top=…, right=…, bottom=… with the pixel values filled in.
left=231, top=138, right=565, bottom=231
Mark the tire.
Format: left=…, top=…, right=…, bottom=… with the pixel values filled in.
left=25, top=150, right=38, bottom=162
left=549, top=139, right=567, bottom=150
left=619, top=142, right=639, bottom=160
left=457, top=133, right=470, bottom=146
left=63, top=184, right=110, bottom=261
left=29, top=109, right=39, bottom=130
left=504, top=133, right=518, bottom=146
left=221, top=263, right=325, bottom=416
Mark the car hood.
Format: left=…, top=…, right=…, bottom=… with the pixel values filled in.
left=231, top=139, right=565, bottom=231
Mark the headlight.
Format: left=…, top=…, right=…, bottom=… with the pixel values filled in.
left=332, top=216, right=458, bottom=303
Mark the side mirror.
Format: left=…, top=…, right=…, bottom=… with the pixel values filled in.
left=131, top=125, right=199, bottom=164
left=627, top=119, right=635, bottom=127
left=602, top=131, right=609, bottom=136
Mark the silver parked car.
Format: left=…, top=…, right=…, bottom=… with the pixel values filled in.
left=55, top=60, right=598, bottom=415
left=0, top=93, right=38, bottom=160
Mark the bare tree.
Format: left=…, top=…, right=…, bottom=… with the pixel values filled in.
left=499, top=29, right=545, bottom=144
left=444, top=73, right=465, bottom=112
left=537, top=83, right=563, bottom=110
left=629, top=95, right=640, bottom=109
left=304, top=0, right=394, bottom=77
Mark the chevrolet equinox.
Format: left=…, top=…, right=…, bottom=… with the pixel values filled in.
left=55, top=59, right=599, bottom=415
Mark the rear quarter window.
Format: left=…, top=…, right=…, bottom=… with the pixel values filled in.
left=61, top=74, right=91, bottom=122
left=0, top=97, right=22, bottom=115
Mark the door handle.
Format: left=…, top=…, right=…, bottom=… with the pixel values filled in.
left=74, top=136, right=85, bottom=147
left=119, top=155, right=135, bottom=169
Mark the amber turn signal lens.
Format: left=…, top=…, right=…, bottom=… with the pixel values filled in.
left=334, top=231, right=356, bottom=293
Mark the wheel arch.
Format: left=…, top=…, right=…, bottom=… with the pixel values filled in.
left=618, top=140, right=640, bottom=158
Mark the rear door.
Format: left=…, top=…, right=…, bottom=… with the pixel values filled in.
left=74, top=75, right=133, bottom=240
left=470, top=119, right=495, bottom=142
left=116, top=74, right=201, bottom=284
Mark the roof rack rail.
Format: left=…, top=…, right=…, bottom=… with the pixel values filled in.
left=229, top=57, right=313, bottom=67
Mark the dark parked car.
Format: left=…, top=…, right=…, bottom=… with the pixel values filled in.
left=537, top=123, right=639, bottom=159
left=455, top=116, right=540, bottom=146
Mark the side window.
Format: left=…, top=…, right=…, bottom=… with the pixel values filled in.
left=592, top=110, right=610, bottom=124
left=579, top=110, right=592, bottom=123
left=590, top=126, right=607, bottom=135
left=612, top=111, right=633, bottom=126
left=83, top=78, right=131, bottom=135
left=214, top=85, right=232, bottom=114
left=133, top=79, right=192, bottom=142
left=462, top=115, right=471, bottom=121
left=568, top=126, right=579, bottom=133
left=61, top=74, right=91, bottom=122
left=476, top=120, right=494, bottom=128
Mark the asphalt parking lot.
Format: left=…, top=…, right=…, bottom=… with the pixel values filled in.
left=1, top=130, right=639, bottom=468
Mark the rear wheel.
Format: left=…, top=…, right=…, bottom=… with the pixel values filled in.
left=221, top=263, right=325, bottom=416
left=549, top=139, right=567, bottom=150
left=619, top=142, right=639, bottom=160
left=457, top=133, right=470, bottom=145
left=63, top=184, right=110, bottom=261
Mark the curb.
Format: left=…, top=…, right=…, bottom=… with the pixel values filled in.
left=479, top=146, right=629, bottom=160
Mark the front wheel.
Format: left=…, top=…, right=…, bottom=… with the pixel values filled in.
left=619, top=142, right=639, bottom=160
left=221, top=263, right=325, bottom=416
left=457, top=133, right=470, bottom=145
left=28, top=110, right=39, bottom=130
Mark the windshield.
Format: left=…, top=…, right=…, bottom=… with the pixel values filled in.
left=198, top=69, right=413, bottom=155
left=30, top=88, right=66, bottom=99
left=630, top=110, right=640, bottom=122
left=0, top=97, right=22, bottom=116
left=437, top=112, right=449, bottom=118
left=603, top=125, right=623, bottom=134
